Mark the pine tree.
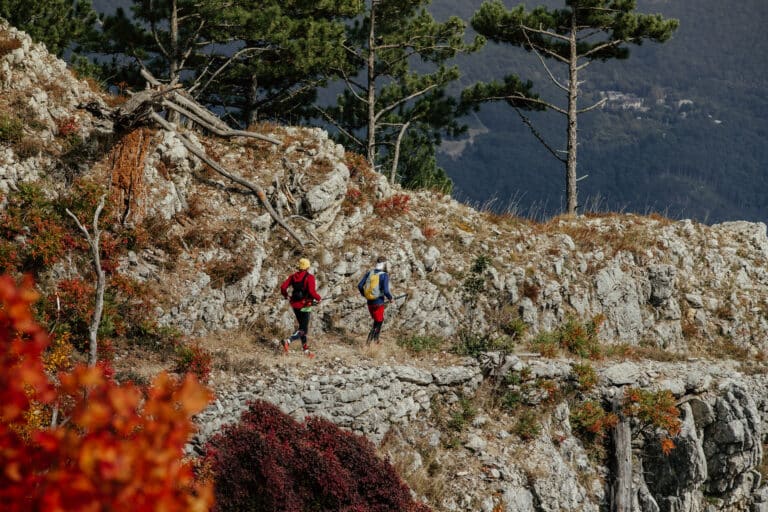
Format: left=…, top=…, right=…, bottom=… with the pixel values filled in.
left=466, top=0, right=678, bottom=215
left=197, top=0, right=362, bottom=125
left=321, top=0, right=483, bottom=190
left=0, top=0, right=97, bottom=56
left=98, top=0, right=361, bottom=125
left=99, top=0, right=231, bottom=87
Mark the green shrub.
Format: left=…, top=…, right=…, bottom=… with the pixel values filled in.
left=500, top=390, right=522, bottom=411
left=569, top=399, right=618, bottom=461
left=397, top=334, right=444, bottom=353
left=501, top=316, right=528, bottom=339
left=447, top=398, right=476, bottom=432
left=453, top=331, right=491, bottom=357
left=531, top=315, right=605, bottom=359
left=513, top=410, right=541, bottom=441
left=0, top=113, right=23, bottom=142
left=572, top=362, right=598, bottom=391
left=558, top=315, right=604, bottom=359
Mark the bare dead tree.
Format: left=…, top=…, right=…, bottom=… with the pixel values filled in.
left=65, top=195, right=107, bottom=367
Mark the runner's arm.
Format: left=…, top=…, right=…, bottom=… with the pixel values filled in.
left=381, top=272, right=393, bottom=301
left=279, top=274, right=292, bottom=298
left=307, top=274, right=322, bottom=302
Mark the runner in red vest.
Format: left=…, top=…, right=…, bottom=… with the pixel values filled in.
left=280, top=258, right=321, bottom=357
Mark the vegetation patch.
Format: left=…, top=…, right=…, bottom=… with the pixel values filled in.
left=530, top=314, right=604, bottom=359
left=397, top=334, right=445, bottom=353
left=204, top=400, right=431, bottom=512
left=374, top=193, right=411, bottom=217
left=0, top=112, right=23, bottom=143
left=173, top=342, right=213, bottom=383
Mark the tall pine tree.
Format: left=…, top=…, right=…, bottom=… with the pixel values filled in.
left=321, top=0, right=483, bottom=190
left=99, top=0, right=231, bottom=87
left=466, top=0, right=678, bottom=215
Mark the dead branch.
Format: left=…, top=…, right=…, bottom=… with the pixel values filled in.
left=65, top=195, right=106, bottom=367
left=104, top=68, right=305, bottom=245
left=142, top=69, right=280, bottom=144
left=150, top=112, right=305, bottom=247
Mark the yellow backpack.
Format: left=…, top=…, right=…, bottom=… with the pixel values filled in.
left=363, top=271, right=382, bottom=300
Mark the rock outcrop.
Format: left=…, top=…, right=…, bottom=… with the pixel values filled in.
left=190, top=355, right=768, bottom=512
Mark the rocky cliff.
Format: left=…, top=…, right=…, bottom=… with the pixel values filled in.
left=2, top=19, right=768, bottom=512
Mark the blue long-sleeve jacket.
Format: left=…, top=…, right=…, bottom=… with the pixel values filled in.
left=357, top=269, right=392, bottom=305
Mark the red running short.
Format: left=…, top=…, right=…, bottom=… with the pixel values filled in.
left=367, top=304, right=385, bottom=322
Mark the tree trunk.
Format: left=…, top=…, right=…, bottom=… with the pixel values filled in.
left=65, top=196, right=106, bottom=367
left=366, top=1, right=377, bottom=167
left=566, top=12, right=579, bottom=215
left=611, top=397, right=633, bottom=512
left=168, top=0, right=181, bottom=123
left=390, top=121, right=410, bottom=184
left=246, top=75, right=259, bottom=127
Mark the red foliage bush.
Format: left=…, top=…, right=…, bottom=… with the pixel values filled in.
left=56, top=116, right=79, bottom=137
left=205, top=400, right=431, bottom=512
left=374, top=194, right=410, bottom=217
left=174, top=343, right=213, bottom=383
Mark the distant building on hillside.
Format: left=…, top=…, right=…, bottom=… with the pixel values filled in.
left=600, top=91, right=649, bottom=112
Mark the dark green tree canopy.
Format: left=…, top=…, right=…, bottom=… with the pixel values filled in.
left=98, top=0, right=361, bottom=124
left=199, top=0, right=362, bottom=124
left=0, top=0, right=98, bottom=56
left=472, top=0, right=678, bottom=61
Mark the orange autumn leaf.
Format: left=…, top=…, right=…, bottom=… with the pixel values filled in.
left=660, top=437, right=676, bottom=455
left=175, top=374, right=214, bottom=415
left=0, top=275, right=214, bottom=511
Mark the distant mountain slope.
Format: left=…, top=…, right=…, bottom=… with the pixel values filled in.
left=86, top=0, right=767, bottom=223
left=432, top=0, right=768, bottom=223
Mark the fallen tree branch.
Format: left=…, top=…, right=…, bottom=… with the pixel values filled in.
left=141, top=69, right=281, bottom=144
left=161, top=99, right=281, bottom=144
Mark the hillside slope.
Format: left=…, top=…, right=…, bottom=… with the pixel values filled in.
left=433, top=0, right=768, bottom=224
left=2, top=19, right=768, bottom=512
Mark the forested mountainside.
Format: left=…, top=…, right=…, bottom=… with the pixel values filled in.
left=84, top=0, right=768, bottom=224
left=432, top=0, right=768, bottom=224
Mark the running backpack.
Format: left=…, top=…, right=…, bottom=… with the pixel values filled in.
left=363, top=271, right=382, bottom=300
left=290, top=273, right=309, bottom=301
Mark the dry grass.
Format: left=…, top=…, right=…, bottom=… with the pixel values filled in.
left=380, top=428, right=447, bottom=505
left=192, top=329, right=270, bottom=374
left=603, top=343, right=687, bottom=362
left=13, top=137, right=45, bottom=159
left=533, top=213, right=666, bottom=261
left=694, top=337, right=752, bottom=361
